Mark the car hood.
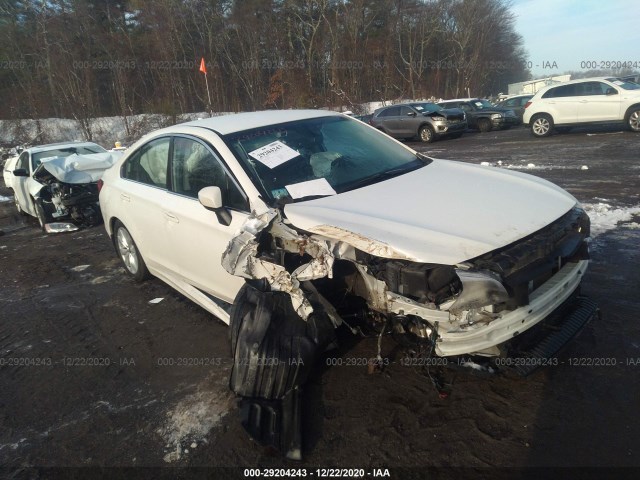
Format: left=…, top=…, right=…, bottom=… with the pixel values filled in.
left=427, top=108, right=465, bottom=119
left=283, top=159, right=577, bottom=265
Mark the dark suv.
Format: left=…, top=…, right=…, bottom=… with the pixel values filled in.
left=370, top=102, right=467, bottom=143
left=438, top=98, right=517, bottom=132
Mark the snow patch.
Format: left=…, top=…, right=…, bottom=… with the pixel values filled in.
left=0, top=195, right=11, bottom=202
left=582, top=203, right=640, bottom=237
left=159, top=383, right=233, bottom=463
left=148, top=297, right=164, bottom=304
left=70, top=265, right=90, bottom=272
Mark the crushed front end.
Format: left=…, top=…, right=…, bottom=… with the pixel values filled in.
left=222, top=204, right=597, bottom=457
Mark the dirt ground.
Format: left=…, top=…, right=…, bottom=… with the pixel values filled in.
left=1, top=125, right=640, bottom=479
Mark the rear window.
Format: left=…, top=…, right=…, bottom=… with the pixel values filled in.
left=542, top=84, right=576, bottom=98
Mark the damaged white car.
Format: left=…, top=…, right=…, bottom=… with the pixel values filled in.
left=11, top=142, right=120, bottom=232
left=100, top=110, right=596, bottom=458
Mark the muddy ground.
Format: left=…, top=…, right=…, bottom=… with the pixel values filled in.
left=1, top=125, right=640, bottom=479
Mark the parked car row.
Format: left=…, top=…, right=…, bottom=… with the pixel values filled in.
left=98, top=110, right=596, bottom=458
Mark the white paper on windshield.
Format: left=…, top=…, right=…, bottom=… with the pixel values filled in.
left=285, top=178, right=336, bottom=199
left=613, top=80, right=624, bottom=86
left=248, top=140, right=300, bottom=169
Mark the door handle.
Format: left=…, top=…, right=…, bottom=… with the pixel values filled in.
left=120, top=193, right=130, bottom=202
left=164, top=212, right=179, bottom=223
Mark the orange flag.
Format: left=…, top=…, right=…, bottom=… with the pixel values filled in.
left=199, top=57, right=207, bottom=75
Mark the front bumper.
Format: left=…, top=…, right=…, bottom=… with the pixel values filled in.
left=492, top=116, right=518, bottom=128
left=436, top=259, right=589, bottom=356
left=435, top=121, right=468, bottom=135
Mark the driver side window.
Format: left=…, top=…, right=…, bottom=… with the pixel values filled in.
left=171, top=137, right=248, bottom=211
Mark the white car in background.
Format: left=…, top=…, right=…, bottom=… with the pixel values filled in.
left=523, top=77, right=640, bottom=137
left=11, top=142, right=108, bottom=229
left=99, top=110, right=597, bottom=458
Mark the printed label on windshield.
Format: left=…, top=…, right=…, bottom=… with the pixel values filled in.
left=248, top=140, right=300, bottom=169
left=285, top=178, right=337, bottom=199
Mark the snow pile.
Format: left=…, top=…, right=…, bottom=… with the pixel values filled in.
left=159, top=379, right=233, bottom=463
left=0, top=111, right=232, bottom=148
left=582, top=202, right=640, bottom=237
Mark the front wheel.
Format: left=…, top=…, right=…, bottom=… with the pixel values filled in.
left=33, top=198, right=52, bottom=231
left=530, top=114, right=554, bottom=137
left=419, top=125, right=436, bottom=143
left=626, top=107, right=640, bottom=132
left=114, top=221, right=149, bottom=282
left=477, top=118, right=492, bottom=132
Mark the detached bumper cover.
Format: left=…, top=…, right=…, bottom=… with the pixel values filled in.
left=436, top=259, right=589, bottom=356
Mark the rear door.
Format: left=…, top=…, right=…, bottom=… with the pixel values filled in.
left=118, top=137, right=173, bottom=273
left=163, top=135, right=249, bottom=303
left=541, top=84, right=578, bottom=124
left=376, top=106, right=402, bottom=137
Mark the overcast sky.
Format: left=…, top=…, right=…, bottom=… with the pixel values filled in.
left=511, top=0, right=640, bottom=77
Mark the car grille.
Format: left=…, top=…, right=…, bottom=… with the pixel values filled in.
left=469, top=207, right=590, bottom=308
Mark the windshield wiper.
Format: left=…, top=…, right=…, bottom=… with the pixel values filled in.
left=341, top=160, right=427, bottom=193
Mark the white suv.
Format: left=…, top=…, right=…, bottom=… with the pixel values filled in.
left=523, top=77, right=640, bottom=137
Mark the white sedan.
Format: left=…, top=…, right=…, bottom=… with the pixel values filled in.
left=99, top=110, right=596, bottom=458
left=11, top=142, right=107, bottom=227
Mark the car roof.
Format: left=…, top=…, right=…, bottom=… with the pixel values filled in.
left=439, top=98, right=482, bottom=103
left=181, top=109, right=339, bottom=135
left=26, top=141, right=103, bottom=154
left=532, top=77, right=621, bottom=96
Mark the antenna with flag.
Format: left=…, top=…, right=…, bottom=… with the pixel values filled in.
left=199, top=57, right=212, bottom=116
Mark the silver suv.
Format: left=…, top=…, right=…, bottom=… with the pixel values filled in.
left=523, top=77, right=640, bottom=137
left=370, top=102, right=467, bottom=143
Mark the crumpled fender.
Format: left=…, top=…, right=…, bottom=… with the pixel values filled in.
left=221, top=208, right=335, bottom=320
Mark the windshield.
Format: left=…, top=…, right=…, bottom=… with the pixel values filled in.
left=606, top=78, right=640, bottom=90
left=31, top=145, right=107, bottom=170
left=223, top=116, right=429, bottom=203
left=410, top=103, right=443, bottom=114
left=473, top=99, right=495, bottom=109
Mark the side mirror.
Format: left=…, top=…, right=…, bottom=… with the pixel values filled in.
left=407, top=111, right=417, bottom=117
left=13, top=168, right=29, bottom=177
left=198, top=186, right=232, bottom=226
left=605, top=88, right=618, bottom=96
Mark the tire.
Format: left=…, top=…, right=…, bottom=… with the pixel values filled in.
left=33, top=198, right=51, bottom=231
left=477, top=118, right=492, bottom=132
left=626, top=107, right=640, bottom=132
left=114, top=220, right=149, bottom=282
left=419, top=125, right=436, bottom=143
left=530, top=114, right=554, bottom=137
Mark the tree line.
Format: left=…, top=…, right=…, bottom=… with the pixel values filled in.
left=0, top=0, right=529, bottom=132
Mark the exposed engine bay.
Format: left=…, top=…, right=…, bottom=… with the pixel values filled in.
left=221, top=205, right=596, bottom=458
left=31, top=152, right=120, bottom=231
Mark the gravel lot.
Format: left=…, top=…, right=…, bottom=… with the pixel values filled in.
left=1, top=125, right=639, bottom=478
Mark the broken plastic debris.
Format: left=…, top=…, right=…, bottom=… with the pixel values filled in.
left=527, top=163, right=535, bottom=169
left=148, top=298, right=164, bottom=304
left=44, top=222, right=79, bottom=233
